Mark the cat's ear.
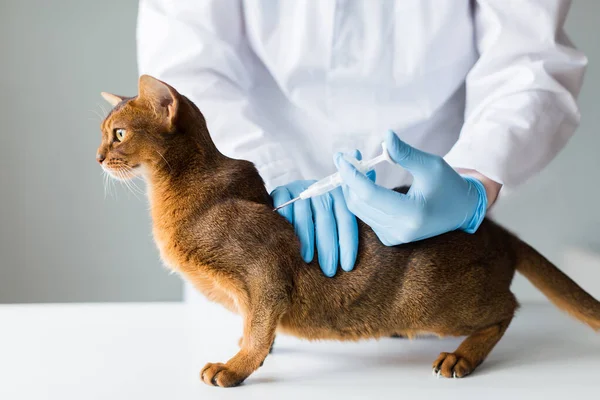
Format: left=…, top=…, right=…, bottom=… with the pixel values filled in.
left=100, top=92, right=125, bottom=107
left=138, top=75, right=178, bottom=127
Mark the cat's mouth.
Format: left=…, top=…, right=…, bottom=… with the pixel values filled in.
left=103, top=164, right=141, bottom=181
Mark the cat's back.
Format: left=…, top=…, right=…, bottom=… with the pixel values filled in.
left=278, top=217, right=519, bottom=338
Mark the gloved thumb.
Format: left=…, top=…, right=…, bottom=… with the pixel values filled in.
left=334, top=152, right=380, bottom=202
left=385, top=130, right=440, bottom=182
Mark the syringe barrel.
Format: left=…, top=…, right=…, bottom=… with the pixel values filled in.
left=359, top=154, right=386, bottom=172
left=297, top=140, right=394, bottom=202
left=299, top=155, right=381, bottom=200
left=299, top=173, right=343, bottom=199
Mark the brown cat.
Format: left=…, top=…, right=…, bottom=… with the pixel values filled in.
left=97, top=75, right=600, bottom=387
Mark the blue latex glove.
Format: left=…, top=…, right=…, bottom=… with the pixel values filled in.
left=333, top=130, right=487, bottom=246
left=271, top=152, right=375, bottom=277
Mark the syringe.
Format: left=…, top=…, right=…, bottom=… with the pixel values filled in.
left=273, top=142, right=394, bottom=211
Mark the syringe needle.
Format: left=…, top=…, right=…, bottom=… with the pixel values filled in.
left=273, top=197, right=300, bottom=212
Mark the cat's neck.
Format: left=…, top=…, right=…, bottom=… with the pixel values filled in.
left=145, top=153, right=272, bottom=230
left=145, top=147, right=224, bottom=218
left=142, top=95, right=272, bottom=229
left=143, top=99, right=229, bottom=221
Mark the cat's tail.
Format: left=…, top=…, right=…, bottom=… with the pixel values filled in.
left=514, top=237, right=600, bottom=331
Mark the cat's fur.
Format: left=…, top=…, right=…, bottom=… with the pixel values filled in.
left=98, top=76, right=600, bottom=387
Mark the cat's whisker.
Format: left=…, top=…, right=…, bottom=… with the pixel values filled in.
left=105, top=171, right=111, bottom=199
left=103, top=169, right=114, bottom=199
left=118, top=169, right=142, bottom=200
left=116, top=170, right=130, bottom=199
left=104, top=169, right=112, bottom=199
left=115, top=170, right=127, bottom=195
left=101, top=170, right=107, bottom=199
left=128, top=176, right=145, bottom=196
left=154, top=149, right=173, bottom=173
left=111, top=172, right=118, bottom=200
left=115, top=164, right=149, bottom=198
left=120, top=166, right=145, bottom=196
left=125, top=178, right=144, bottom=197
left=89, top=109, right=104, bottom=121
left=97, top=103, right=109, bottom=119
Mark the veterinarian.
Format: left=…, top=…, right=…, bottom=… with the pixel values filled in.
left=137, top=0, right=586, bottom=278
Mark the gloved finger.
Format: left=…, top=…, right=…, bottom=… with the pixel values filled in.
left=340, top=183, right=389, bottom=226
left=310, top=193, right=339, bottom=277
left=340, top=185, right=407, bottom=247
left=270, top=186, right=294, bottom=224
left=385, top=129, right=443, bottom=182
left=349, top=149, right=363, bottom=161
left=334, top=153, right=384, bottom=204
left=330, top=187, right=358, bottom=272
left=344, top=149, right=375, bottom=182
left=366, top=169, right=376, bottom=182
left=286, top=186, right=315, bottom=264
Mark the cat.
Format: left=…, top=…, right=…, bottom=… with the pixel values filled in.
left=97, top=75, right=600, bottom=387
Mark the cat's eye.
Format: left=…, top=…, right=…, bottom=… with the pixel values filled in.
left=114, top=128, right=126, bottom=142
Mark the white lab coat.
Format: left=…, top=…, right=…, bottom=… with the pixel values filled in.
left=137, top=0, right=586, bottom=305
left=137, top=0, right=586, bottom=193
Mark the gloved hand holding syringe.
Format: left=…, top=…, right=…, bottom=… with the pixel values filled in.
left=273, top=142, right=394, bottom=211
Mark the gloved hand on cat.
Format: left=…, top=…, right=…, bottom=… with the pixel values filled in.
left=270, top=151, right=375, bottom=277
left=272, top=130, right=488, bottom=276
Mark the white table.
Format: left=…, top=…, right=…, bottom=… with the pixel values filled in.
left=1, top=302, right=598, bottom=400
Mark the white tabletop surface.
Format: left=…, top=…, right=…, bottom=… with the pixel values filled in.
left=1, top=301, right=598, bottom=400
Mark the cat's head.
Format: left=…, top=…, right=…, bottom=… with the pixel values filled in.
left=97, top=75, right=196, bottom=181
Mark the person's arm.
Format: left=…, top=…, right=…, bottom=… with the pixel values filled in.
left=333, top=1, right=586, bottom=248
left=137, top=0, right=300, bottom=189
left=444, top=0, right=587, bottom=196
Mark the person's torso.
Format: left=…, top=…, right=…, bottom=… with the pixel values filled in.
left=242, top=0, right=478, bottom=188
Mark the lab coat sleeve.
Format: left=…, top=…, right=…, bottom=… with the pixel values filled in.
left=136, top=0, right=300, bottom=191
left=443, top=0, right=587, bottom=187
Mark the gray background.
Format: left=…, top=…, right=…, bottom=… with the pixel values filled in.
left=0, top=0, right=598, bottom=303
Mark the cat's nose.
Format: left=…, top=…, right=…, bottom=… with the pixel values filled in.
left=96, top=153, right=106, bottom=164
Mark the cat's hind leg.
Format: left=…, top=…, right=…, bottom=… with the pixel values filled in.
left=432, top=316, right=513, bottom=378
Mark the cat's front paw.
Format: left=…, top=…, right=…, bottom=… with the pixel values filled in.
left=200, top=362, right=247, bottom=387
left=432, top=352, right=474, bottom=379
